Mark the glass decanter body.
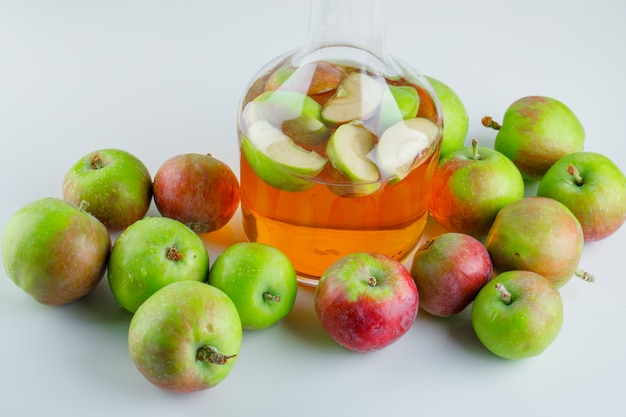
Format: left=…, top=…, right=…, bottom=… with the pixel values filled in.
left=237, top=0, right=442, bottom=285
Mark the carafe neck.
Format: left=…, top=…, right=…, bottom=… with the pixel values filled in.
left=300, top=0, right=388, bottom=59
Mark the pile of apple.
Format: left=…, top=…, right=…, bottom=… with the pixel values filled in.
left=1, top=149, right=301, bottom=392
left=2, top=78, right=626, bottom=394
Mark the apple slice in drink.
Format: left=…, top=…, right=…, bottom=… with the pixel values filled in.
left=374, top=85, right=420, bottom=135
left=326, top=122, right=381, bottom=197
left=241, top=90, right=329, bottom=146
left=369, top=117, right=440, bottom=183
left=242, top=120, right=327, bottom=192
left=321, top=72, right=385, bottom=125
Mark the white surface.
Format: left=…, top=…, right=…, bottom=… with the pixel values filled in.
left=1, top=0, right=625, bottom=416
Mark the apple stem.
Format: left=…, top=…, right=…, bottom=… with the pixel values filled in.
left=495, top=283, right=512, bottom=305
left=481, top=116, right=502, bottom=131
left=567, top=164, right=584, bottom=186
left=263, top=292, right=281, bottom=303
left=368, top=276, right=377, bottom=287
left=470, top=138, right=480, bottom=160
left=166, top=246, right=183, bottom=261
left=91, top=154, right=104, bottom=169
left=575, top=268, right=595, bottom=283
left=196, top=345, right=237, bottom=365
left=78, top=200, right=90, bottom=213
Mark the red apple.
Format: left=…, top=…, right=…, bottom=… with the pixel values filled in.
left=429, top=139, right=525, bottom=239
left=314, top=252, right=419, bottom=353
left=410, top=232, right=492, bottom=317
left=153, top=153, right=240, bottom=233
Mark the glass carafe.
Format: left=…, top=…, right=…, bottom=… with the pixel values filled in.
left=237, top=0, right=442, bottom=285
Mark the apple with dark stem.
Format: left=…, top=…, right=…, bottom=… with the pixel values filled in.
left=108, top=216, right=210, bottom=313
left=153, top=153, right=240, bottom=234
left=429, top=138, right=524, bottom=239
left=410, top=232, right=492, bottom=317
left=537, top=151, right=626, bottom=241
left=471, top=270, right=563, bottom=360
left=482, top=95, right=585, bottom=181
left=207, top=242, right=298, bottom=330
left=62, top=148, right=152, bottom=231
left=485, top=196, right=593, bottom=288
left=128, top=280, right=242, bottom=393
left=2, top=197, right=111, bottom=306
left=314, top=252, right=419, bottom=353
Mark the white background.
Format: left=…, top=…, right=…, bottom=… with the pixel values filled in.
left=1, top=1, right=625, bottom=416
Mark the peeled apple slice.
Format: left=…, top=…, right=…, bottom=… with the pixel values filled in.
left=369, top=117, right=440, bottom=182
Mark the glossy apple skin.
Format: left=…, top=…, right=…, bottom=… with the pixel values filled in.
left=493, top=96, right=585, bottom=181
left=537, top=151, right=626, bottom=241
left=425, top=76, right=469, bottom=159
left=208, top=242, right=298, bottom=330
left=128, top=280, right=242, bottom=393
left=62, top=148, right=152, bottom=231
left=410, top=233, right=492, bottom=317
left=314, top=252, right=419, bottom=353
left=471, top=270, right=563, bottom=360
left=1, top=197, right=111, bottom=305
left=153, top=153, right=240, bottom=234
left=485, top=197, right=584, bottom=288
left=429, top=143, right=524, bottom=239
left=107, top=216, right=210, bottom=313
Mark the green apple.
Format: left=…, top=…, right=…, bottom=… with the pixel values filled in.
left=62, top=148, right=152, bottom=231
left=128, top=280, right=242, bottom=392
left=314, top=252, right=419, bottom=352
left=425, top=76, right=469, bottom=159
left=207, top=242, right=298, bottom=330
left=429, top=139, right=525, bottom=238
left=482, top=95, right=585, bottom=181
left=471, top=270, right=563, bottom=360
left=2, top=197, right=111, bottom=306
left=241, top=120, right=327, bottom=192
left=321, top=72, right=385, bottom=125
left=369, top=117, right=440, bottom=183
left=485, top=196, right=592, bottom=288
left=537, top=151, right=626, bottom=241
left=107, top=216, right=210, bottom=313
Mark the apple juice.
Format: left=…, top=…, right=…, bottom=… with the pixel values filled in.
left=238, top=61, right=441, bottom=283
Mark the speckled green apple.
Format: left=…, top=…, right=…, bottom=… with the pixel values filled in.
left=62, top=148, right=152, bottom=231
left=2, top=197, right=111, bottom=306
left=128, top=280, right=242, bottom=393
left=107, top=216, right=210, bottom=313
left=485, top=196, right=591, bottom=288
left=429, top=139, right=524, bottom=239
left=483, top=96, right=585, bottom=181
left=537, top=151, right=626, bottom=241
left=471, top=270, right=563, bottom=360
left=208, top=242, right=297, bottom=330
